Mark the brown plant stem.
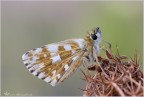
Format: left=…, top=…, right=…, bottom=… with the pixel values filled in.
left=111, top=82, right=125, bottom=96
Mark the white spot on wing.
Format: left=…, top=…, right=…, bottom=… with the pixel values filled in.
left=44, top=77, right=51, bottom=82
left=33, top=56, right=38, bottom=61
left=47, top=44, right=58, bottom=52
left=44, top=54, right=47, bottom=58
left=72, top=39, right=85, bottom=48
left=64, top=64, right=69, bottom=71
left=51, top=55, right=61, bottom=63
left=25, top=61, right=35, bottom=68
left=22, top=53, right=28, bottom=60
left=64, top=45, right=71, bottom=50
left=32, top=69, right=39, bottom=76
left=24, top=60, right=35, bottom=68
left=24, top=60, right=30, bottom=65
left=50, top=53, right=57, bottom=57
left=72, top=56, right=79, bottom=61
left=50, top=79, right=57, bottom=86
left=28, top=67, right=34, bottom=72
left=28, top=64, right=44, bottom=72
left=39, top=63, right=45, bottom=68
left=57, top=74, right=61, bottom=79
left=38, top=72, right=45, bottom=79
left=28, top=65, right=39, bottom=71
left=72, top=50, right=76, bottom=54
left=34, top=48, right=42, bottom=54
left=52, top=70, right=56, bottom=75
left=26, top=64, right=33, bottom=68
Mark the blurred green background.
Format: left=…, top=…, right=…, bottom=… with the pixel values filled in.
left=1, top=1, right=143, bottom=96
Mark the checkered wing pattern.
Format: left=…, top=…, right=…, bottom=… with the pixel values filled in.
left=22, top=39, right=86, bottom=86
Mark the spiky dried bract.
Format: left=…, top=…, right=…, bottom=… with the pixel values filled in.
left=83, top=49, right=143, bottom=96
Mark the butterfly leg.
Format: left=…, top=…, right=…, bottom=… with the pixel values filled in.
left=82, top=56, right=91, bottom=67
left=92, top=47, right=101, bottom=68
left=82, top=56, right=92, bottom=75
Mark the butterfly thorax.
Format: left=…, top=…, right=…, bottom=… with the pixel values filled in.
left=84, top=34, right=93, bottom=47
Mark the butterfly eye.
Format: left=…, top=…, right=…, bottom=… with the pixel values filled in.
left=91, top=34, right=97, bottom=40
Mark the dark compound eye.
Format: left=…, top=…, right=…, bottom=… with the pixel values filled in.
left=91, top=34, right=97, bottom=40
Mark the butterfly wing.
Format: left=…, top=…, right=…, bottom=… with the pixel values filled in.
left=22, top=39, right=86, bottom=86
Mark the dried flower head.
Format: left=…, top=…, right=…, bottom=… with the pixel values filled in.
left=82, top=48, right=143, bottom=96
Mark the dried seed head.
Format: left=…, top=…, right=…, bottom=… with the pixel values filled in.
left=82, top=48, right=143, bottom=96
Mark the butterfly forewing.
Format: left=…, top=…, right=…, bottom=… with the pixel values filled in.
left=22, top=39, right=86, bottom=86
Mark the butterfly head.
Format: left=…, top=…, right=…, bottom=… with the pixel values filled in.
left=87, top=27, right=102, bottom=52
left=90, top=27, right=102, bottom=42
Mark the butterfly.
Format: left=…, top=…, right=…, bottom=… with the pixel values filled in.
left=22, top=27, right=102, bottom=86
